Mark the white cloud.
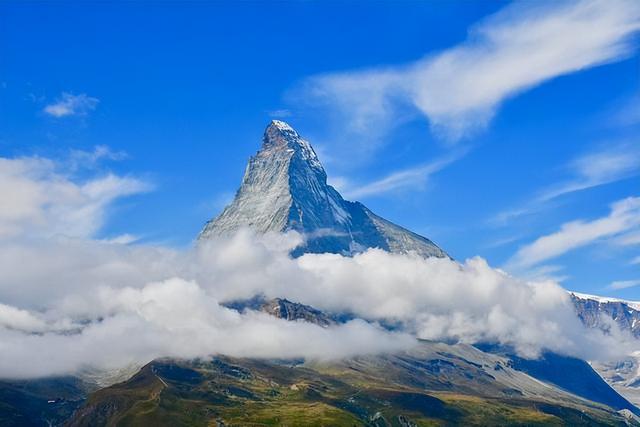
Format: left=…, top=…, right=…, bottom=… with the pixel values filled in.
left=300, top=69, right=403, bottom=138
left=489, top=206, right=541, bottom=227
left=0, top=277, right=412, bottom=379
left=0, top=153, right=636, bottom=379
left=539, top=141, right=640, bottom=202
left=613, top=94, right=640, bottom=127
left=513, top=264, right=570, bottom=283
left=44, top=92, right=99, bottom=118
left=68, top=145, right=128, bottom=170
left=631, top=255, right=640, bottom=265
left=608, top=279, right=640, bottom=290
left=300, top=0, right=640, bottom=140
left=336, top=149, right=466, bottom=200
left=507, top=196, right=640, bottom=270
left=0, top=228, right=635, bottom=379
left=0, top=155, right=150, bottom=239
left=268, top=109, right=292, bottom=118
left=100, top=234, right=140, bottom=245
left=615, top=231, right=640, bottom=246
left=0, top=303, right=50, bottom=332
left=491, top=141, right=640, bottom=225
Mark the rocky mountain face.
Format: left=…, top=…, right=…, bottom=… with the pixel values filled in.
left=199, top=120, right=448, bottom=258
left=259, top=298, right=336, bottom=327
left=570, top=292, right=640, bottom=407
left=12, top=121, right=637, bottom=426
left=226, top=296, right=337, bottom=328
left=570, top=292, right=640, bottom=338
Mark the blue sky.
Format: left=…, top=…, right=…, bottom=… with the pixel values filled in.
left=1, top=1, right=639, bottom=298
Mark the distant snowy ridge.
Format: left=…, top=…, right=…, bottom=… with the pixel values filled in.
left=570, top=292, right=640, bottom=312
left=569, top=291, right=640, bottom=347
left=199, top=120, right=448, bottom=258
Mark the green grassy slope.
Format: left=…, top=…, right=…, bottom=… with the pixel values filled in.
left=66, top=352, right=635, bottom=427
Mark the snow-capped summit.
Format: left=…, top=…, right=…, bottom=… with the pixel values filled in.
left=261, top=120, right=324, bottom=174
left=199, top=121, right=448, bottom=258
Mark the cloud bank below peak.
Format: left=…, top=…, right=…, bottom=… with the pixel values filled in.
left=0, top=227, right=636, bottom=379
left=0, top=149, right=637, bottom=378
left=298, top=0, right=640, bottom=141
left=0, top=151, right=636, bottom=380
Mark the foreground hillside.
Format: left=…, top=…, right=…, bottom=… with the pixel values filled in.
left=66, top=342, right=637, bottom=426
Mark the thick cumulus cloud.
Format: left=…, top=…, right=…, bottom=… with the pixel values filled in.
left=0, top=153, right=637, bottom=379
left=0, top=277, right=411, bottom=378
left=0, top=230, right=637, bottom=379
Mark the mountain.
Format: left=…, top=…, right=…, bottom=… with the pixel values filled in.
left=8, top=121, right=638, bottom=426
left=57, top=294, right=639, bottom=426
left=199, top=120, right=448, bottom=258
left=226, top=295, right=338, bottom=327
left=66, top=344, right=637, bottom=427
left=570, top=292, right=640, bottom=407
left=570, top=292, right=640, bottom=338
left=0, top=376, right=89, bottom=427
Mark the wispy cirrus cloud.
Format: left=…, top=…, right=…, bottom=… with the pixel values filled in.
left=506, top=196, right=640, bottom=271
left=44, top=92, right=99, bottom=118
left=299, top=0, right=640, bottom=141
left=491, top=141, right=640, bottom=226
left=608, top=279, right=640, bottom=290
left=67, top=145, right=128, bottom=170
left=539, top=141, right=640, bottom=202
left=332, top=149, right=466, bottom=200
left=612, top=94, right=640, bottom=127
left=615, top=231, right=640, bottom=247
left=267, top=109, right=293, bottom=118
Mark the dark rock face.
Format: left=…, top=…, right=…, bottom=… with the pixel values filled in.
left=259, top=298, right=335, bottom=327
left=225, top=296, right=337, bottom=327
left=199, top=120, right=448, bottom=258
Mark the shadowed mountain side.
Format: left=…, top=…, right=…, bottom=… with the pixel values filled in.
left=476, top=344, right=639, bottom=416
left=0, top=377, right=90, bottom=427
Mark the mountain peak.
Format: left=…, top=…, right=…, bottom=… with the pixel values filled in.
left=199, top=121, right=448, bottom=259
left=267, top=119, right=295, bottom=132
left=263, top=120, right=297, bottom=146
left=261, top=121, right=323, bottom=170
